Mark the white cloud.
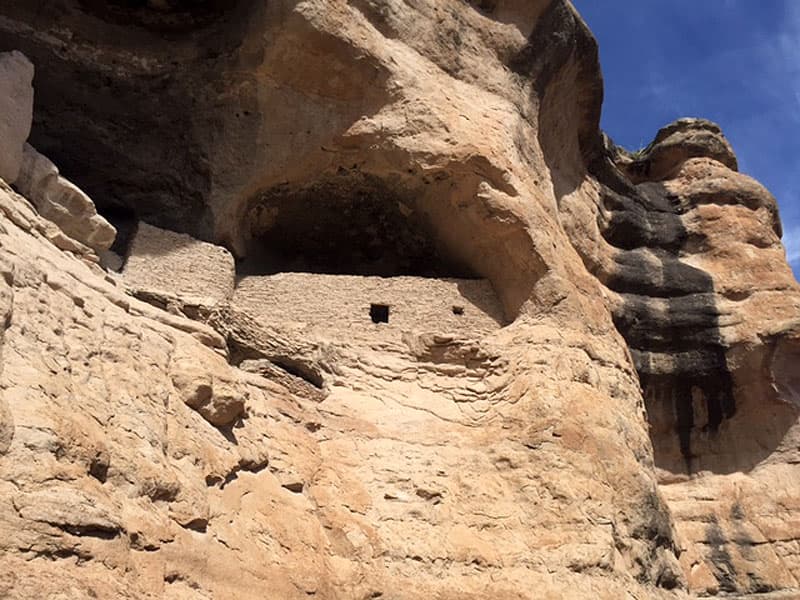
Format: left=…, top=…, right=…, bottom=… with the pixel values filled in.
left=783, top=225, right=800, bottom=268
left=760, top=2, right=800, bottom=122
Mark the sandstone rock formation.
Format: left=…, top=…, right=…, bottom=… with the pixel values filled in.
left=0, top=1, right=799, bottom=598
left=0, top=51, right=33, bottom=185
left=14, top=143, right=117, bottom=253
left=563, top=117, right=800, bottom=596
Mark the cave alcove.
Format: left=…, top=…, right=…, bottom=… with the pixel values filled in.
left=77, top=0, right=238, bottom=31
left=237, top=175, right=480, bottom=280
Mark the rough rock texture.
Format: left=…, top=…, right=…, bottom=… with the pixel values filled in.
left=0, top=182, right=679, bottom=599
left=0, top=1, right=799, bottom=598
left=232, top=274, right=505, bottom=334
left=14, top=143, right=117, bottom=252
left=0, top=51, right=33, bottom=184
left=561, top=118, right=800, bottom=596
left=123, top=222, right=236, bottom=307
left=613, top=119, right=739, bottom=184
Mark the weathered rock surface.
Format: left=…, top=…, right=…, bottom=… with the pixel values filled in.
left=14, top=143, right=117, bottom=252
left=0, top=1, right=798, bottom=598
left=123, top=222, right=235, bottom=307
left=0, top=180, right=679, bottom=599
left=614, top=118, right=739, bottom=184
left=560, top=115, right=800, bottom=595
left=0, top=51, right=33, bottom=185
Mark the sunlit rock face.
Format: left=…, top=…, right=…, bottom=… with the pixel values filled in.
left=1, top=1, right=799, bottom=598
left=561, top=117, right=800, bottom=595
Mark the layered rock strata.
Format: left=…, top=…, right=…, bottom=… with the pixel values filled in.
left=15, top=143, right=116, bottom=253
left=0, top=1, right=799, bottom=598
left=559, top=119, right=800, bottom=595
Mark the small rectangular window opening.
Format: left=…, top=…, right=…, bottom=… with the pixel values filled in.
left=370, top=303, right=390, bottom=324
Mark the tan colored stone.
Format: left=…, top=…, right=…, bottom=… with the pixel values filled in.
left=123, top=222, right=235, bottom=307
left=0, top=0, right=799, bottom=598
left=171, top=338, right=245, bottom=427
left=0, top=51, right=33, bottom=185
left=14, top=143, right=116, bottom=252
left=564, top=108, right=800, bottom=594
left=0, top=162, right=678, bottom=599
left=233, top=273, right=505, bottom=338
left=615, top=118, right=739, bottom=183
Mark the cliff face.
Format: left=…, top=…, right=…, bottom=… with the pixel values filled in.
left=0, top=1, right=798, bottom=598
left=563, top=118, right=800, bottom=594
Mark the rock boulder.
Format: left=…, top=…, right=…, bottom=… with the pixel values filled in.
left=13, top=143, right=116, bottom=252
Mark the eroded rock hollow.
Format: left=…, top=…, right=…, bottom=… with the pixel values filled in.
left=1, top=1, right=799, bottom=598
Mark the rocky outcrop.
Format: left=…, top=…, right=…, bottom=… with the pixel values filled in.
left=560, top=116, right=800, bottom=594
left=14, top=143, right=116, bottom=252
left=596, top=122, right=796, bottom=477
left=0, top=1, right=798, bottom=598
left=0, top=51, right=33, bottom=184
left=613, top=118, right=739, bottom=183
left=0, top=177, right=680, bottom=599
left=0, top=50, right=115, bottom=254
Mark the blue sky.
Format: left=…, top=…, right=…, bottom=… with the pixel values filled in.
left=572, top=0, right=800, bottom=278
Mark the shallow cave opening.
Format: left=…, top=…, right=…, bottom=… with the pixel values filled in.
left=78, top=0, right=236, bottom=31
left=237, top=176, right=480, bottom=280
left=80, top=0, right=228, bottom=14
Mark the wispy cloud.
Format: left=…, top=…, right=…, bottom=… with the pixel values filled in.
left=758, top=2, right=800, bottom=122
left=578, top=0, right=800, bottom=279
left=783, top=225, right=800, bottom=270
left=761, top=3, right=800, bottom=278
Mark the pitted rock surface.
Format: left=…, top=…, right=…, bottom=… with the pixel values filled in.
left=0, top=1, right=799, bottom=598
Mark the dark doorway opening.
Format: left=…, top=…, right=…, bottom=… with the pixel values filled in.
left=370, top=304, right=390, bottom=324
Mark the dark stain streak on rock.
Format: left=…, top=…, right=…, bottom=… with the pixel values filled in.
left=595, top=166, right=736, bottom=474
left=706, top=519, right=738, bottom=593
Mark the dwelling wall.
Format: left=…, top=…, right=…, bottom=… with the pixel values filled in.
left=232, top=273, right=504, bottom=337
left=122, top=222, right=235, bottom=305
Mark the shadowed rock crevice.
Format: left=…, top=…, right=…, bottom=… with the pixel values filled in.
left=78, top=0, right=240, bottom=31
left=102, top=204, right=140, bottom=259
left=530, top=0, right=604, bottom=199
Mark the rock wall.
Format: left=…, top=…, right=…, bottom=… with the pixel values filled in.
left=559, top=119, right=800, bottom=594
left=0, top=51, right=33, bottom=185
left=233, top=274, right=504, bottom=336
left=123, top=222, right=236, bottom=307
left=0, top=1, right=798, bottom=598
